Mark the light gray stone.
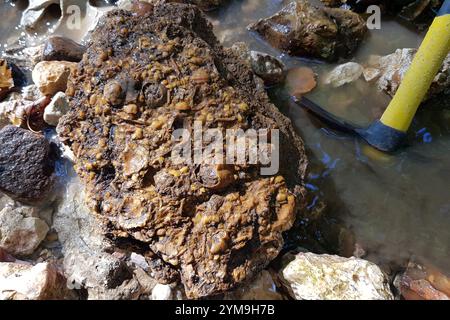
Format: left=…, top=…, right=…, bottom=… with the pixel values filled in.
left=0, top=206, right=49, bottom=257
left=282, top=252, right=394, bottom=300
left=44, top=92, right=69, bottom=126
left=324, top=62, right=363, bottom=87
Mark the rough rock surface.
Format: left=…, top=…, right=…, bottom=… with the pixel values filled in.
left=374, top=48, right=450, bottom=100
left=0, top=262, right=72, bottom=300
left=282, top=252, right=394, bottom=300
left=57, top=3, right=308, bottom=298
left=42, top=36, right=86, bottom=63
left=0, top=205, right=49, bottom=257
left=32, top=61, right=77, bottom=96
left=248, top=0, right=367, bottom=61
left=118, top=0, right=228, bottom=11
left=0, top=126, right=55, bottom=204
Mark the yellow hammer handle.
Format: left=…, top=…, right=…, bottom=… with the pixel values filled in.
left=380, top=14, right=450, bottom=132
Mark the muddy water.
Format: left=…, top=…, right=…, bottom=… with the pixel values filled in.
left=1, top=0, right=449, bottom=273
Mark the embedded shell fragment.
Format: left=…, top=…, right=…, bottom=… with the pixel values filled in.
left=58, top=3, right=307, bottom=298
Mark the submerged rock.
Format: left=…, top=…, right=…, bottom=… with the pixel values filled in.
left=324, top=62, right=364, bottom=87
left=57, top=3, right=308, bottom=299
left=225, top=270, right=284, bottom=300
left=248, top=0, right=367, bottom=61
left=42, top=36, right=86, bottom=63
left=373, top=48, right=450, bottom=100
left=0, top=262, right=73, bottom=300
left=397, top=261, right=450, bottom=300
left=32, top=61, right=77, bottom=96
left=0, top=126, right=55, bottom=204
left=286, top=67, right=317, bottom=98
left=282, top=252, right=394, bottom=300
left=0, top=205, right=49, bottom=257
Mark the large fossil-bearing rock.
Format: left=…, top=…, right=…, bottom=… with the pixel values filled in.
left=58, top=3, right=308, bottom=298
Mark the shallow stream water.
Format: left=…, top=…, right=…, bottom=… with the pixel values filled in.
left=1, top=0, right=449, bottom=273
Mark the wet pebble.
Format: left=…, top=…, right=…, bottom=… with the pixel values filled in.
left=286, top=67, right=317, bottom=98
left=42, top=36, right=86, bottom=63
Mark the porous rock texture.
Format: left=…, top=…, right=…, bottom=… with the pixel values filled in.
left=58, top=3, right=308, bottom=299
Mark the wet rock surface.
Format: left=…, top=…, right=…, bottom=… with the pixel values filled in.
left=286, top=67, right=317, bottom=98
left=282, top=252, right=394, bottom=300
left=230, top=42, right=286, bottom=86
left=42, top=36, right=86, bottom=63
left=397, top=261, right=450, bottom=300
left=248, top=0, right=367, bottom=61
left=57, top=3, right=308, bottom=299
left=0, top=126, right=55, bottom=204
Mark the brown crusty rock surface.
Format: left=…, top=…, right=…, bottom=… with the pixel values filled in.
left=57, top=3, right=307, bottom=299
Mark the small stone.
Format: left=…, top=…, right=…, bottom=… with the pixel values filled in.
left=0, top=126, right=55, bottom=204
left=42, top=36, right=86, bottom=62
left=286, top=67, right=317, bottom=98
left=282, top=252, right=394, bottom=300
left=151, top=283, right=173, bottom=300
left=22, top=85, right=44, bottom=101
left=32, top=61, right=77, bottom=96
left=249, top=51, right=286, bottom=85
left=0, top=206, right=49, bottom=256
left=44, top=92, right=69, bottom=126
left=0, top=262, right=72, bottom=300
left=324, top=62, right=364, bottom=87
left=363, top=67, right=381, bottom=82
left=130, top=252, right=149, bottom=271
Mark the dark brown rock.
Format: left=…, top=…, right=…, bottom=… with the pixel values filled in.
left=58, top=3, right=307, bottom=299
left=0, top=126, right=54, bottom=204
left=42, top=36, right=86, bottom=63
left=248, top=0, right=367, bottom=61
